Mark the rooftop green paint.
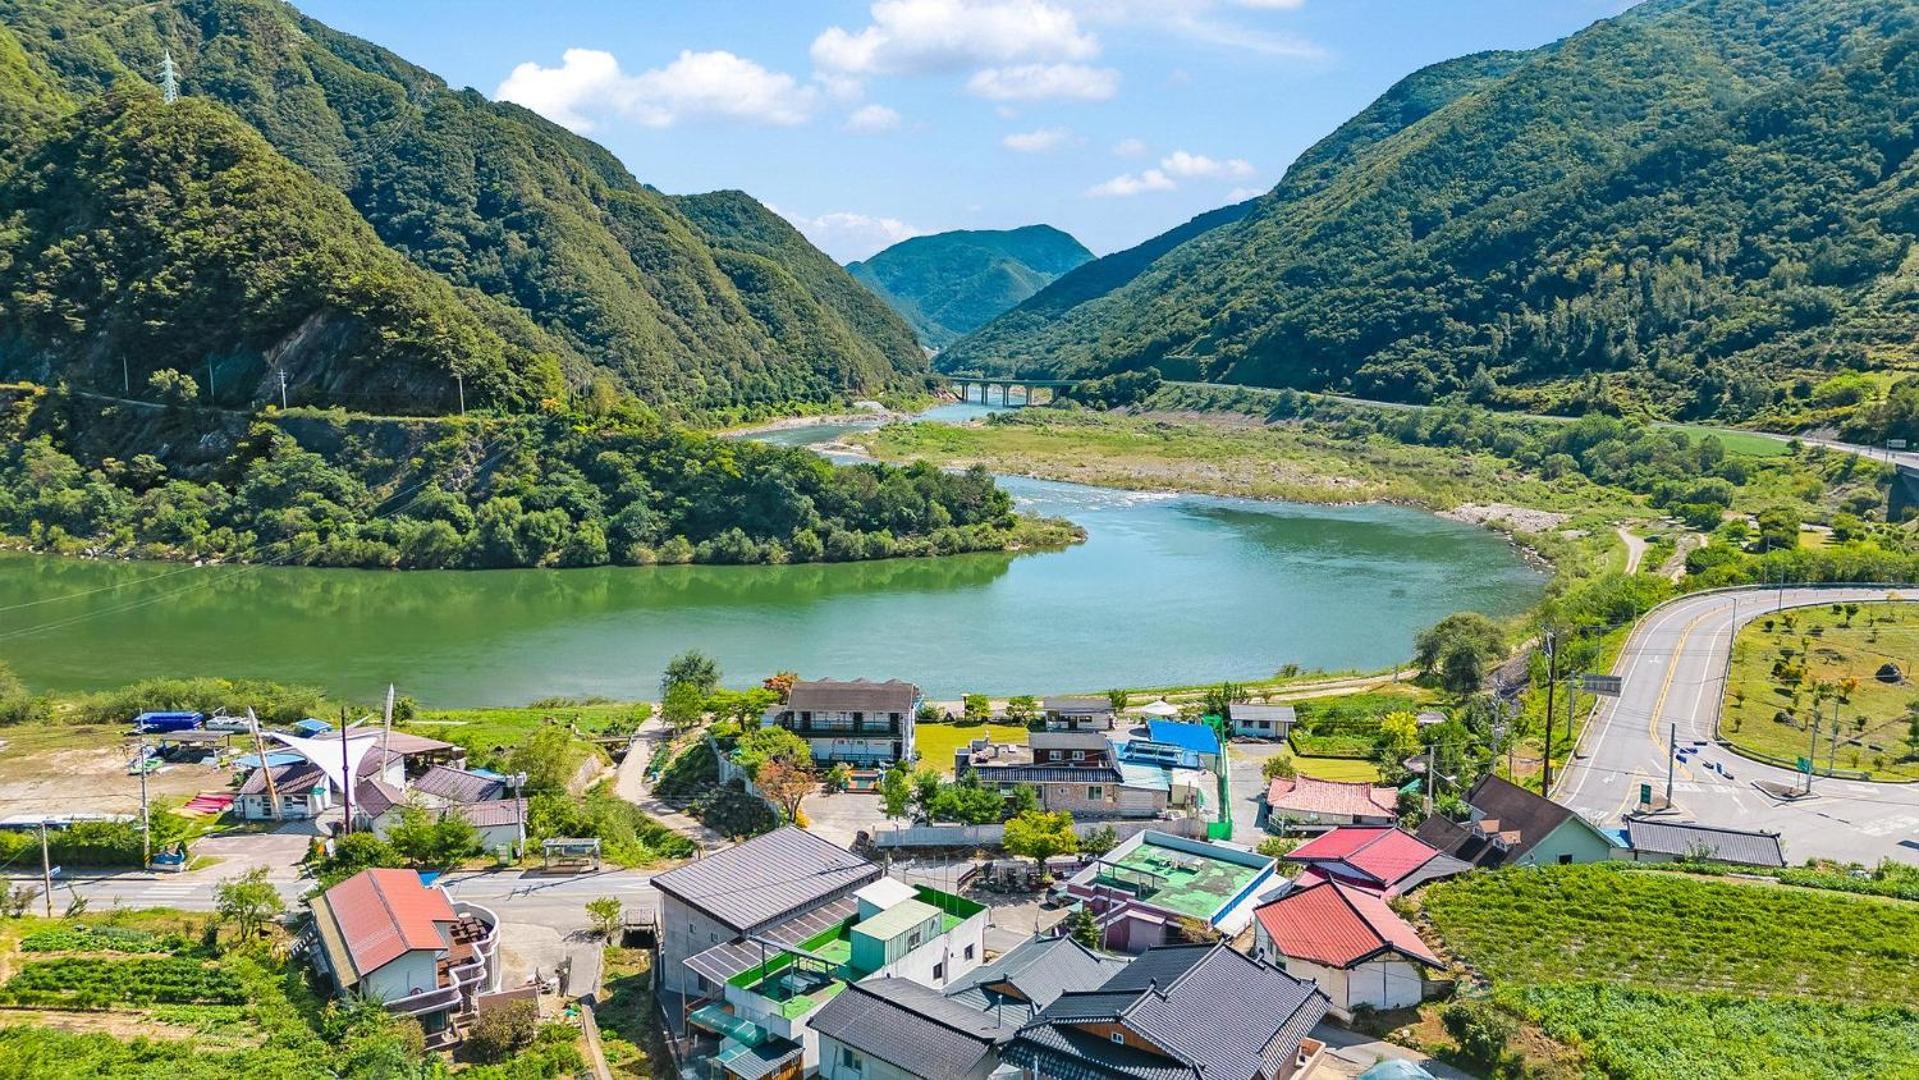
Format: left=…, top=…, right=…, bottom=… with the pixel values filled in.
left=1095, top=841, right=1269, bottom=921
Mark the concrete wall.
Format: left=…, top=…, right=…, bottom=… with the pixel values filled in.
left=237, top=789, right=326, bottom=821
left=361, top=948, right=442, bottom=1003
left=874, top=912, right=986, bottom=990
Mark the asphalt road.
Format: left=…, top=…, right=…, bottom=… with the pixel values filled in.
left=1556, top=586, right=1919, bottom=866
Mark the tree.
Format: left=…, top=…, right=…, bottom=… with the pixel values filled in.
left=1005, top=784, right=1040, bottom=817
left=1002, top=810, right=1078, bottom=881
left=661, top=681, right=706, bottom=733
left=661, top=650, right=720, bottom=697
left=757, top=759, right=818, bottom=823
left=1202, top=682, right=1244, bottom=718
left=1755, top=506, right=1801, bottom=553
left=1106, top=689, right=1130, bottom=715
left=215, top=866, right=284, bottom=941
left=928, top=772, right=1005, bottom=825
left=733, top=726, right=811, bottom=779
left=1414, top=612, right=1508, bottom=695
left=1066, top=907, right=1102, bottom=949
left=508, top=725, right=589, bottom=794
left=962, top=694, right=992, bottom=723
left=467, top=999, right=540, bottom=1063
left=763, top=671, right=799, bottom=701
left=881, top=763, right=913, bottom=819
left=823, top=763, right=851, bottom=792
left=585, top=896, right=623, bottom=939
left=387, top=804, right=481, bottom=867
left=707, top=687, right=779, bottom=725
left=1261, top=753, right=1298, bottom=780
left=147, top=368, right=200, bottom=409
left=911, top=768, right=943, bottom=821
left=1380, top=711, right=1422, bottom=757
left=1083, top=824, right=1119, bottom=856
left=1005, top=695, right=1039, bottom=726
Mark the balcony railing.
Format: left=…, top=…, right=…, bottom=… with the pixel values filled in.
left=381, top=898, right=500, bottom=1019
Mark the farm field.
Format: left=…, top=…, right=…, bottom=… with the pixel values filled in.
left=1720, top=601, right=1919, bottom=780
left=1291, top=756, right=1383, bottom=782
left=1420, top=865, right=1919, bottom=1003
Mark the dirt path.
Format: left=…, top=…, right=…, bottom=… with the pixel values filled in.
left=1618, top=526, right=1648, bottom=575
left=612, top=711, right=718, bottom=844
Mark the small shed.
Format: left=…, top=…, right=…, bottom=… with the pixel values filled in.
left=292, top=718, right=333, bottom=737
left=850, top=898, right=943, bottom=972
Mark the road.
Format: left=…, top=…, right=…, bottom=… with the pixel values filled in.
left=1556, top=586, right=1919, bottom=866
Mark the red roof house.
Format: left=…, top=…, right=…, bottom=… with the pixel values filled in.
left=1252, top=880, right=1441, bottom=1019
left=1284, top=826, right=1470, bottom=895
left=1264, top=776, right=1399, bottom=829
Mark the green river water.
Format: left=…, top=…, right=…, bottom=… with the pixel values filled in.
left=0, top=404, right=1543, bottom=704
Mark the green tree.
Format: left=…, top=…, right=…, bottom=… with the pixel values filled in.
left=1414, top=612, right=1508, bottom=695
left=1066, top=907, right=1101, bottom=949
left=1261, top=753, right=1298, bottom=780
left=880, top=763, right=913, bottom=819
left=661, top=681, right=706, bottom=733
left=1005, top=695, right=1039, bottom=725
left=1005, top=784, right=1040, bottom=817
left=662, top=651, right=721, bottom=697
left=214, top=866, right=284, bottom=941
left=467, top=999, right=540, bottom=1063
left=386, top=804, right=480, bottom=867
left=585, top=896, right=623, bottom=939
left=962, top=694, right=992, bottom=723
left=1380, top=711, right=1422, bottom=758
left=147, top=368, right=200, bottom=409
left=911, top=768, right=944, bottom=821
left=1003, top=810, right=1079, bottom=881
left=732, top=726, right=811, bottom=779
left=1105, top=689, right=1130, bottom=715
left=1755, top=507, right=1801, bottom=553
left=1083, top=824, right=1119, bottom=856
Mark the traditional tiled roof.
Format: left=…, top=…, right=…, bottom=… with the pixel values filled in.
left=811, top=976, right=1011, bottom=1078
left=319, top=868, right=455, bottom=978
left=945, top=937, right=1126, bottom=1022
left=1623, top=817, right=1785, bottom=867
left=1006, top=944, right=1326, bottom=1080
left=652, top=826, right=878, bottom=933
left=1265, top=776, right=1397, bottom=818
left=787, top=679, right=919, bottom=714
left=1255, top=879, right=1439, bottom=969
left=1285, top=827, right=1466, bottom=893
left=412, top=765, right=506, bottom=805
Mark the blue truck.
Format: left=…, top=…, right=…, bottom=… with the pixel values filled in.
left=133, top=711, right=204, bottom=734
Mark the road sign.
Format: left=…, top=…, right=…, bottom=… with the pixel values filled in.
left=1889, top=439, right=1908, bottom=450
left=1580, top=674, right=1623, bottom=696
left=1796, top=756, right=1813, bottom=774
left=1638, top=782, right=1651, bottom=806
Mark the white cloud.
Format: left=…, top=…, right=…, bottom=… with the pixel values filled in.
left=1086, top=168, right=1175, bottom=197
left=1112, top=136, right=1147, bottom=157
left=1161, top=149, right=1255, bottom=179
left=813, top=0, right=1099, bottom=77
left=781, top=209, right=928, bottom=262
left=1230, top=0, right=1305, bottom=8
left=844, top=104, right=903, bottom=133
left=1226, top=185, right=1266, bottom=200
left=967, top=63, right=1118, bottom=100
left=1003, top=126, right=1073, bottom=152
left=1063, top=0, right=1324, bottom=59
left=496, top=48, right=815, bottom=131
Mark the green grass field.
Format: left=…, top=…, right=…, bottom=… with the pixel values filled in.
left=405, top=701, right=639, bottom=758
left=1657, top=424, right=1793, bottom=458
left=1422, top=865, right=1919, bottom=1003
left=915, top=721, right=1029, bottom=774
left=1720, top=600, right=1919, bottom=780
left=1291, top=756, right=1382, bottom=782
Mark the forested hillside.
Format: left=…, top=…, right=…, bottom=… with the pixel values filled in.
left=946, top=0, right=1919, bottom=422
left=0, top=0, right=929, bottom=418
left=847, top=226, right=1093, bottom=349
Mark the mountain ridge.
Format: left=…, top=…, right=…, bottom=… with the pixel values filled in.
left=848, top=225, right=1093, bottom=349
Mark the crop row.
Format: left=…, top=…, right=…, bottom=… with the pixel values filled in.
left=0, top=958, right=245, bottom=1007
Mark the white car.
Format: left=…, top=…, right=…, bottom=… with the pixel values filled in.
left=203, top=715, right=252, bottom=732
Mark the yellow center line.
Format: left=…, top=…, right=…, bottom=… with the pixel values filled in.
left=1614, top=608, right=1710, bottom=818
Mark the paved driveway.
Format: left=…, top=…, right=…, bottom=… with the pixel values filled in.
left=1225, top=740, right=1287, bottom=844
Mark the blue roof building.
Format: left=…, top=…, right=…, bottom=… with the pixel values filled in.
left=1147, top=719, right=1221, bottom=758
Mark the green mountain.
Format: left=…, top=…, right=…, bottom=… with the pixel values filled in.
left=847, top=226, right=1093, bottom=349
left=945, top=0, right=1919, bottom=421
left=0, top=0, right=927, bottom=417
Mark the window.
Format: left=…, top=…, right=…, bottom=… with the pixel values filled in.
left=1111, top=1033, right=1125, bottom=1045
left=841, top=1047, right=863, bottom=1072
left=1071, top=750, right=1085, bottom=761
left=1088, top=786, right=1104, bottom=800
left=709, top=933, right=719, bottom=944
left=964, top=944, right=975, bottom=960
left=1557, top=853, right=1574, bottom=865
left=933, top=961, right=945, bottom=981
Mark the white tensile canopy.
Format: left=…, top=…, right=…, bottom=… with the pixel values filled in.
left=266, top=730, right=382, bottom=796
left=1134, top=699, right=1181, bottom=717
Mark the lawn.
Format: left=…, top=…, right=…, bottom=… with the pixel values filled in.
left=1291, top=756, right=1382, bottom=782
left=916, top=721, right=1029, bottom=774
left=1420, top=865, right=1919, bottom=1004
left=1657, top=424, right=1793, bottom=458
left=1720, top=600, right=1919, bottom=779
left=403, top=700, right=641, bottom=758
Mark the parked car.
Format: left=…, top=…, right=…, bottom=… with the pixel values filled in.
left=203, top=715, right=252, bottom=733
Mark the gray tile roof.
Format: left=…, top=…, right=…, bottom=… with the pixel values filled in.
left=787, top=679, right=919, bottom=714
left=1029, top=730, right=1113, bottom=751
left=1456, top=774, right=1578, bottom=861
left=412, top=765, right=506, bottom=804
left=450, top=799, right=524, bottom=829
left=1006, top=944, right=1327, bottom=1080
left=652, top=826, right=879, bottom=932
left=1043, top=698, right=1113, bottom=714
left=353, top=779, right=406, bottom=819
left=945, top=937, right=1127, bottom=1022
left=1228, top=703, right=1297, bottom=724
left=811, top=977, right=1011, bottom=1079
left=1624, top=817, right=1786, bottom=867
left=238, top=760, right=325, bottom=796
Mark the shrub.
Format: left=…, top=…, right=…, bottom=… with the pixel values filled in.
left=466, top=999, right=540, bottom=1063
left=1440, top=1001, right=1512, bottom=1073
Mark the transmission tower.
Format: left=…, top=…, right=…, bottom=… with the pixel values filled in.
left=160, top=50, right=179, bottom=104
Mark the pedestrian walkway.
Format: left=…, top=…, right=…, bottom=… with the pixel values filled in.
left=612, top=711, right=719, bottom=844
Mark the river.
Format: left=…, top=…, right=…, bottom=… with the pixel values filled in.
left=0, top=403, right=1542, bottom=704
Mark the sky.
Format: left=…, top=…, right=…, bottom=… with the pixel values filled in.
left=297, top=0, right=1637, bottom=262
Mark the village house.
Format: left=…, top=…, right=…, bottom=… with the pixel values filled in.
left=1252, top=879, right=1441, bottom=1020
left=1000, top=943, right=1328, bottom=1080
left=1414, top=774, right=1615, bottom=867
left=674, top=868, right=988, bottom=1078
left=1145, top=719, right=1223, bottom=771
left=1039, top=697, right=1116, bottom=731
left=941, top=936, right=1128, bottom=1024
left=954, top=737, right=1184, bottom=819
left=1263, top=775, right=1399, bottom=832
left=765, top=679, right=920, bottom=767
left=1616, top=817, right=1786, bottom=867
left=305, top=868, right=501, bottom=1048
left=1281, top=826, right=1470, bottom=896
left=410, top=764, right=508, bottom=806
left=1057, top=831, right=1277, bottom=953
left=1228, top=703, right=1298, bottom=741
left=234, top=748, right=404, bottom=822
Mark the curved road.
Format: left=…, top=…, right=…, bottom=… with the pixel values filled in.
left=1557, top=586, right=1919, bottom=866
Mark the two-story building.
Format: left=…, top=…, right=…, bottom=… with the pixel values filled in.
left=1039, top=698, right=1116, bottom=731
left=954, top=737, right=1181, bottom=819
left=306, top=868, right=501, bottom=1048
left=1057, top=831, right=1277, bottom=953
left=765, top=679, right=920, bottom=767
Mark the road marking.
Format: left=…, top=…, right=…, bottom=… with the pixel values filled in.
left=1612, top=608, right=1712, bottom=820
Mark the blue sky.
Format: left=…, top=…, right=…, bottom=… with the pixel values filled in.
left=298, top=0, right=1635, bottom=261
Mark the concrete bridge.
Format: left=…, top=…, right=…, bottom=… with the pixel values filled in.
left=944, top=375, right=1080, bottom=407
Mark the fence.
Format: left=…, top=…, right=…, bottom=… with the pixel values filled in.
left=869, top=816, right=1206, bottom=849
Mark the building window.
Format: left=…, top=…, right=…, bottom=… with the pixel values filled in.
left=1111, top=1032, right=1124, bottom=1045
left=1071, top=750, right=1085, bottom=761
left=964, top=944, right=975, bottom=960
left=1088, top=786, right=1104, bottom=799
left=1558, top=853, right=1574, bottom=865
left=841, top=1047, right=863, bottom=1072
left=933, top=961, right=945, bottom=981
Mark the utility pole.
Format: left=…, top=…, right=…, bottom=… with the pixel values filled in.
left=1424, top=744, right=1436, bottom=817
left=1664, top=723, right=1677, bottom=809
left=207, top=358, right=216, bottom=406
left=455, top=373, right=466, bottom=417
left=246, top=708, right=282, bottom=822
left=278, top=369, right=288, bottom=410
left=339, top=708, right=353, bottom=835
left=1830, top=696, right=1842, bottom=774
left=122, top=356, right=131, bottom=396
left=1806, top=714, right=1822, bottom=794
left=138, top=731, right=151, bottom=867
left=38, top=822, right=53, bottom=918
left=1541, top=632, right=1557, bottom=793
